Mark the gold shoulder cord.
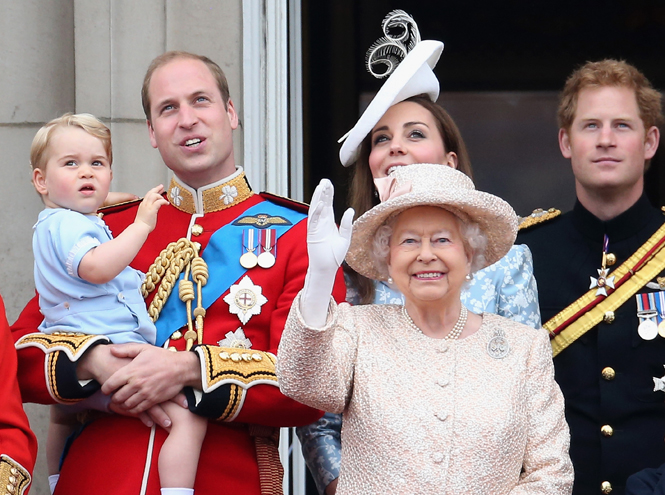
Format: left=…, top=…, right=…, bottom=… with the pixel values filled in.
left=141, top=238, right=209, bottom=350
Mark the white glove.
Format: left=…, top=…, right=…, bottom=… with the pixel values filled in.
left=301, top=179, right=354, bottom=328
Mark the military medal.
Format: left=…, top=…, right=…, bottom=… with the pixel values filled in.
left=637, top=293, right=659, bottom=340
left=257, top=229, right=276, bottom=268
left=223, top=275, right=268, bottom=324
left=589, top=235, right=615, bottom=297
left=639, top=316, right=659, bottom=340
left=239, top=229, right=259, bottom=269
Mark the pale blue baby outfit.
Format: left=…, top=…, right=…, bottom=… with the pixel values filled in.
left=33, top=208, right=156, bottom=345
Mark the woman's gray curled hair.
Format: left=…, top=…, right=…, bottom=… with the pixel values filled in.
left=371, top=207, right=488, bottom=281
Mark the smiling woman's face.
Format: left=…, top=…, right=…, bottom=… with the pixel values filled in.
left=387, top=206, right=470, bottom=309
left=368, top=101, right=456, bottom=178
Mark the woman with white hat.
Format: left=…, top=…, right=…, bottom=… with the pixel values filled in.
left=277, top=164, right=572, bottom=494
left=338, top=11, right=540, bottom=322
left=297, top=11, right=542, bottom=494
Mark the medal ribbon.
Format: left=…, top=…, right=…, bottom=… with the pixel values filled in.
left=601, top=235, right=609, bottom=268
left=259, top=229, right=277, bottom=257
left=242, top=229, right=258, bottom=256
left=154, top=201, right=306, bottom=345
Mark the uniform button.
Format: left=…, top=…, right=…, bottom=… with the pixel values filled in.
left=601, top=481, right=612, bottom=493
left=603, top=311, right=615, bottom=324
left=435, top=411, right=449, bottom=422
left=63, top=302, right=70, bottom=309
left=191, top=224, right=204, bottom=236
left=118, top=292, right=125, bottom=301
left=437, top=378, right=449, bottom=387
left=601, top=367, right=616, bottom=381
left=601, top=424, right=613, bottom=437
left=605, top=253, right=616, bottom=266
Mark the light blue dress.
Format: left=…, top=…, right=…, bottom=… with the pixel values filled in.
left=297, top=243, right=541, bottom=494
left=33, top=208, right=157, bottom=345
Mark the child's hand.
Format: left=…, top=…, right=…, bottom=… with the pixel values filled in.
left=135, top=185, right=169, bottom=232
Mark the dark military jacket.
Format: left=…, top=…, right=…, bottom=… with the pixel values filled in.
left=517, top=195, right=665, bottom=495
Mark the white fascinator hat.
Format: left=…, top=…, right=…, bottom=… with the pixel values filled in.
left=338, top=10, right=444, bottom=167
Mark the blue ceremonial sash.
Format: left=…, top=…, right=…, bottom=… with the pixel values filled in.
left=154, top=201, right=306, bottom=345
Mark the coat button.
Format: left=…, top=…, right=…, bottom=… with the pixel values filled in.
left=603, top=311, right=615, bottom=323
left=601, top=367, right=616, bottom=381
left=605, top=253, right=616, bottom=266
left=435, top=411, right=449, bottom=422
left=601, top=424, right=613, bottom=437
left=601, top=481, right=612, bottom=493
left=191, top=224, right=204, bottom=236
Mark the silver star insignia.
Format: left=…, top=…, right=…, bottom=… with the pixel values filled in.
left=589, top=268, right=615, bottom=297
left=654, top=365, right=665, bottom=392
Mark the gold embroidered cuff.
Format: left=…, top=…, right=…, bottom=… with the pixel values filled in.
left=15, top=333, right=109, bottom=362
left=0, top=455, right=31, bottom=495
left=194, top=346, right=278, bottom=394
left=217, top=384, right=243, bottom=422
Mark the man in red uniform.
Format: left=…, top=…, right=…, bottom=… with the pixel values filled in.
left=13, top=51, right=345, bottom=494
left=1, top=295, right=37, bottom=495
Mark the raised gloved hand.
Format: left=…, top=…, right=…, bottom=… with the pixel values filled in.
left=301, top=179, right=354, bottom=328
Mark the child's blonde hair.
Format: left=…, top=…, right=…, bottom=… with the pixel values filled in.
left=30, top=113, right=112, bottom=171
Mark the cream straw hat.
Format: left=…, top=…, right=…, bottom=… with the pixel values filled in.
left=345, top=164, right=518, bottom=281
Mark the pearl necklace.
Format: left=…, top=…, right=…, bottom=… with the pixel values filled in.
left=402, top=304, right=468, bottom=340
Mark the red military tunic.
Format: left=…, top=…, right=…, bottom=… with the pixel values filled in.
left=13, top=170, right=345, bottom=494
left=0, top=295, right=37, bottom=494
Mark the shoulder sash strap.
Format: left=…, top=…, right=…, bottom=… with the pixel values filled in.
left=154, top=201, right=306, bottom=345
left=547, top=222, right=665, bottom=357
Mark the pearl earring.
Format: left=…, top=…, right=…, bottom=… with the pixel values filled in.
left=387, top=277, right=394, bottom=285
left=465, top=273, right=472, bottom=281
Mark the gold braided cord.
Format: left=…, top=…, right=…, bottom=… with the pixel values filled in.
left=141, top=238, right=209, bottom=349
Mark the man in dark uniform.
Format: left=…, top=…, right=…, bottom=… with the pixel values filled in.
left=518, top=60, right=664, bottom=495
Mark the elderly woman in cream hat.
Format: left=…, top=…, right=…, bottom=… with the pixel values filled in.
left=298, top=13, right=543, bottom=494
left=277, top=164, right=572, bottom=494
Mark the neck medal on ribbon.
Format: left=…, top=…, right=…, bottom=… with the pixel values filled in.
left=590, top=234, right=616, bottom=297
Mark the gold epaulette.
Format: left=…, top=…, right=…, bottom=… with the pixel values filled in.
left=518, top=208, right=561, bottom=231
left=0, top=455, right=31, bottom=495
left=15, top=332, right=109, bottom=362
